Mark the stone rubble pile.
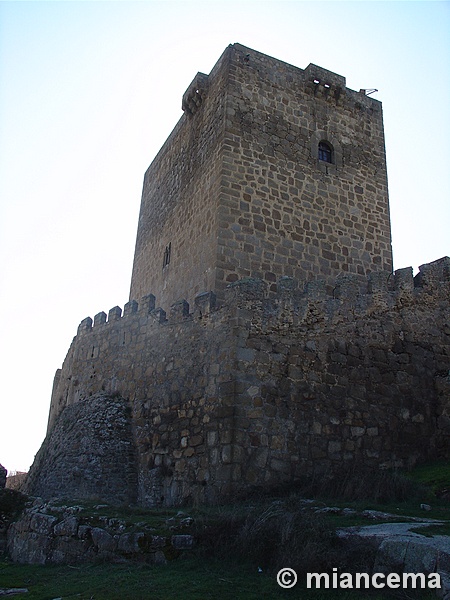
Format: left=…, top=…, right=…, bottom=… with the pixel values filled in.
left=7, top=499, right=194, bottom=565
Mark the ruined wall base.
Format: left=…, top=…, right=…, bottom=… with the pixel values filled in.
left=25, top=394, right=137, bottom=506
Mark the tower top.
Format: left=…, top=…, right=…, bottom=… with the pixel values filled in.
left=130, top=44, right=392, bottom=310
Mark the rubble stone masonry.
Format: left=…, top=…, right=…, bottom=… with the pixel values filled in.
left=130, top=44, right=392, bottom=310
left=27, top=258, right=450, bottom=506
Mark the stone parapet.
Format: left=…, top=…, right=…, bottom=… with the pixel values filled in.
left=75, top=257, right=450, bottom=339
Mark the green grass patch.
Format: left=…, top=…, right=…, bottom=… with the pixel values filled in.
left=405, top=460, right=450, bottom=497
left=0, top=558, right=436, bottom=600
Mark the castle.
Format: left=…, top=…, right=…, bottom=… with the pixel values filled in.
left=25, top=44, right=449, bottom=507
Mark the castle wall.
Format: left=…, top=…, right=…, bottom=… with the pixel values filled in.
left=226, top=260, right=449, bottom=490
left=31, top=258, right=449, bottom=506
left=45, top=291, right=239, bottom=505
left=26, top=394, right=138, bottom=506
left=214, top=44, right=392, bottom=300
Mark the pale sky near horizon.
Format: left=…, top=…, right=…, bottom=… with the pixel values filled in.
left=0, top=0, right=449, bottom=474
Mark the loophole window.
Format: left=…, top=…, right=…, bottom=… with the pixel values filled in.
left=163, top=242, right=171, bottom=269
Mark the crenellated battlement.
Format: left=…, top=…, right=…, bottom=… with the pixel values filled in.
left=76, top=257, right=450, bottom=337
left=226, top=257, right=450, bottom=329
left=76, top=291, right=218, bottom=336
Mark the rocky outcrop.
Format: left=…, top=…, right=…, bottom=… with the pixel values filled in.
left=7, top=499, right=194, bottom=565
left=338, top=522, right=450, bottom=599
left=376, top=535, right=450, bottom=599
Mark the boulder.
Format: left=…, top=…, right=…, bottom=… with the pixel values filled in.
left=338, top=522, right=450, bottom=599
left=90, top=527, right=117, bottom=553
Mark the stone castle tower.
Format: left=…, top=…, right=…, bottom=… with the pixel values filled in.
left=130, top=43, right=392, bottom=309
left=25, top=45, right=448, bottom=507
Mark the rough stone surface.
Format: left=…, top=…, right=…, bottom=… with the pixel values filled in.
left=338, top=523, right=450, bottom=599
left=53, top=516, right=78, bottom=537
left=117, top=532, right=145, bottom=554
left=130, top=43, right=392, bottom=311
left=7, top=501, right=194, bottom=565
left=26, top=394, right=137, bottom=505
left=90, top=527, right=117, bottom=554
left=5, top=473, right=27, bottom=492
left=25, top=257, right=450, bottom=507
left=171, top=534, right=195, bottom=550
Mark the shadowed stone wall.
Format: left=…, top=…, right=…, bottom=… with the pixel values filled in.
left=26, top=394, right=137, bottom=506
left=27, top=257, right=449, bottom=507
left=129, top=57, right=228, bottom=309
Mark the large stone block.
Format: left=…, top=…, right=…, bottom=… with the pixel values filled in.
left=90, top=527, right=117, bottom=553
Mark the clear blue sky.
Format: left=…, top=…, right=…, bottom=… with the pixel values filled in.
left=0, top=0, right=449, bottom=473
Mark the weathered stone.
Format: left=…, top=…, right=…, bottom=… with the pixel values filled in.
left=171, top=535, right=194, bottom=550
left=117, top=532, right=145, bottom=554
left=153, top=550, right=168, bottom=565
left=7, top=527, right=51, bottom=565
left=90, top=527, right=116, bottom=553
left=338, top=521, right=450, bottom=598
left=53, top=516, right=79, bottom=537
left=4, top=472, right=27, bottom=491
left=50, top=536, right=93, bottom=564
left=29, top=513, right=58, bottom=535
left=151, top=532, right=166, bottom=545
left=77, top=525, right=91, bottom=540
left=25, top=394, right=137, bottom=506
left=375, top=535, right=450, bottom=597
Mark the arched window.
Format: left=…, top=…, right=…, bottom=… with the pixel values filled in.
left=318, top=141, right=333, bottom=163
